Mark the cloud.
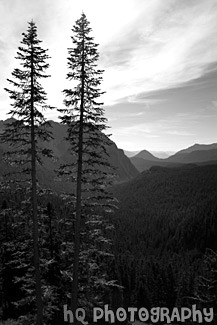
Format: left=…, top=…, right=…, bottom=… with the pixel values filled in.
left=110, top=108, right=204, bottom=149
left=164, top=130, right=195, bottom=136
left=2, top=0, right=217, bottom=110
left=1, top=0, right=217, bottom=153
left=127, top=94, right=166, bottom=105
left=101, top=0, right=217, bottom=104
left=211, top=101, right=217, bottom=110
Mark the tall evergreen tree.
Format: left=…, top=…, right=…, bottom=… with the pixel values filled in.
left=0, top=21, right=53, bottom=325
left=59, top=13, right=114, bottom=314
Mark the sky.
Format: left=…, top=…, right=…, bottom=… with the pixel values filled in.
left=1, top=0, right=217, bottom=152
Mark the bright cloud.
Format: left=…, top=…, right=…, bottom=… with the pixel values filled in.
left=1, top=0, right=217, bottom=151
left=101, top=0, right=217, bottom=103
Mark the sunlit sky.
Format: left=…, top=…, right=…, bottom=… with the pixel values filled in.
left=1, top=0, right=217, bottom=152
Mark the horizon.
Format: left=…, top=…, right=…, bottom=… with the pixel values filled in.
left=1, top=0, right=217, bottom=152
left=1, top=116, right=216, bottom=156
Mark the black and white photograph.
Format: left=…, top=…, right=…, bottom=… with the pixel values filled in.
left=0, top=0, right=217, bottom=324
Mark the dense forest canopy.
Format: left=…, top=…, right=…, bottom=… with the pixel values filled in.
left=1, top=164, right=217, bottom=323
left=112, top=165, right=217, bottom=320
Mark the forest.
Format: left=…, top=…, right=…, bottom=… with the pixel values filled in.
left=112, top=165, right=217, bottom=315
left=0, top=10, right=217, bottom=325
left=1, top=164, right=217, bottom=324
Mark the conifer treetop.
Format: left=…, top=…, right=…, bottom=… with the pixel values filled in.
left=1, top=20, right=53, bottom=170
left=62, top=13, right=105, bottom=120
left=5, top=20, right=53, bottom=123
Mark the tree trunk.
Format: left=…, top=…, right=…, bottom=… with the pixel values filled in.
left=48, top=204, right=54, bottom=260
left=71, top=35, right=85, bottom=315
left=31, top=47, right=43, bottom=325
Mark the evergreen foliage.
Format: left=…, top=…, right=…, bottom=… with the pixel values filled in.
left=1, top=21, right=53, bottom=172
left=58, top=13, right=115, bottom=314
left=193, top=249, right=217, bottom=323
left=59, top=12, right=113, bottom=196
left=0, top=21, right=53, bottom=325
left=112, top=165, right=217, bottom=321
left=1, top=162, right=217, bottom=324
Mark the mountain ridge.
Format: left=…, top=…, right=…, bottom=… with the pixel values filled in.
left=0, top=119, right=139, bottom=190
left=129, top=143, right=217, bottom=172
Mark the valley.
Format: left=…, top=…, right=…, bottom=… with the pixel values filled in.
left=1, top=118, right=217, bottom=323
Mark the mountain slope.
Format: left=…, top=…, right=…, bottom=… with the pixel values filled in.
left=130, top=143, right=217, bottom=171
left=176, top=143, right=217, bottom=154
left=130, top=156, right=185, bottom=172
left=0, top=119, right=139, bottom=190
left=166, top=148, right=217, bottom=163
left=113, top=163, right=217, bottom=257
left=47, top=121, right=139, bottom=182
left=124, top=150, right=140, bottom=157
left=112, top=164, right=217, bottom=308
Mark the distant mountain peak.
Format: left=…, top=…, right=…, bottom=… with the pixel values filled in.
left=134, top=149, right=160, bottom=161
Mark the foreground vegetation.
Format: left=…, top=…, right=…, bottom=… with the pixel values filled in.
left=0, top=182, right=115, bottom=324
left=1, top=164, right=217, bottom=323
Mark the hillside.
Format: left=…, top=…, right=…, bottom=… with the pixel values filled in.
left=176, top=143, right=217, bottom=154
left=130, top=156, right=185, bottom=172
left=0, top=119, right=139, bottom=189
left=129, top=143, right=217, bottom=172
left=124, top=150, right=140, bottom=157
left=112, top=164, right=217, bottom=309
left=167, top=148, right=217, bottom=163
left=113, top=164, right=217, bottom=221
